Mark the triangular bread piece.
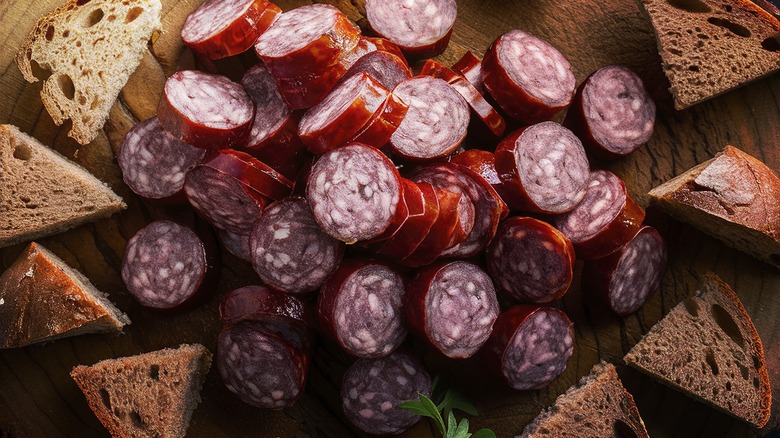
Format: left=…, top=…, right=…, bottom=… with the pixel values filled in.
left=518, top=362, right=649, bottom=438
left=624, top=273, right=771, bottom=428
left=16, top=0, right=162, bottom=144
left=0, top=125, right=126, bottom=248
left=0, top=242, right=129, bottom=348
left=71, top=344, right=212, bottom=438
left=638, top=0, right=780, bottom=109
left=648, top=145, right=780, bottom=268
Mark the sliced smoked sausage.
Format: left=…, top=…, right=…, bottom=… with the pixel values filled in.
left=219, top=285, right=307, bottom=327
left=365, top=0, right=457, bottom=58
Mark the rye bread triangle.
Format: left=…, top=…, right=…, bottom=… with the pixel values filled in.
left=71, top=344, right=212, bottom=438
left=638, top=0, right=780, bottom=109
left=518, top=362, right=649, bottom=438
left=624, top=272, right=771, bottom=428
left=0, top=124, right=126, bottom=248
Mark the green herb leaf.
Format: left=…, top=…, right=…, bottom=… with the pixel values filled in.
left=445, top=411, right=458, bottom=438
left=438, top=388, right=479, bottom=416
left=399, top=394, right=445, bottom=435
left=471, top=428, right=497, bottom=438
left=452, top=417, right=471, bottom=438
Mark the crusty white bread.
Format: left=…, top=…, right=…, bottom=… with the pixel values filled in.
left=624, top=273, right=771, bottom=428
left=0, top=124, right=126, bottom=248
left=71, top=344, right=212, bottom=438
left=638, top=0, right=780, bottom=109
left=0, top=242, right=129, bottom=348
left=648, top=145, right=780, bottom=268
left=16, top=0, right=162, bottom=144
left=517, top=362, right=649, bottom=438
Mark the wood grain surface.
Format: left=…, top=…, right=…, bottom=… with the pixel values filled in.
left=1, top=0, right=780, bottom=437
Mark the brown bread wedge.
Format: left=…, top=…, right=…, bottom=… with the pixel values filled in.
left=0, top=124, right=126, bottom=248
left=638, top=0, right=780, bottom=109
left=624, top=273, right=771, bottom=428
left=517, top=362, right=649, bottom=438
left=0, top=242, right=129, bottom=348
left=71, top=344, right=212, bottom=438
left=648, top=145, right=780, bottom=268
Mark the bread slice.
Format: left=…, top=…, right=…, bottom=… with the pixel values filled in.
left=0, top=242, right=129, bottom=348
left=16, top=0, right=162, bottom=144
left=624, top=273, right=771, bottom=428
left=638, top=0, right=780, bottom=109
left=648, top=145, right=780, bottom=268
left=71, top=344, right=212, bottom=438
left=517, top=362, right=649, bottom=438
left=0, top=124, right=126, bottom=248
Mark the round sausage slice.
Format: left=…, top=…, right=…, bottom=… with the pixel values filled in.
left=450, top=149, right=517, bottom=210
left=350, top=92, right=409, bottom=150
left=307, top=144, right=403, bottom=243
left=157, top=70, right=254, bottom=150
left=583, top=226, right=667, bottom=315
left=318, top=260, right=407, bottom=358
left=121, top=220, right=219, bottom=311
left=564, top=66, right=656, bottom=160
left=482, top=306, right=574, bottom=390
left=375, top=182, right=440, bottom=260
left=389, top=77, right=469, bottom=161
left=201, top=149, right=294, bottom=201
left=240, top=63, right=295, bottom=151
left=181, top=0, right=281, bottom=60
left=494, top=122, right=589, bottom=214
left=481, top=30, right=575, bottom=123
left=365, top=0, right=457, bottom=58
left=554, top=170, right=645, bottom=260
left=486, top=217, right=575, bottom=304
left=342, top=353, right=432, bottom=435
left=250, top=197, right=345, bottom=294
left=340, top=49, right=411, bottom=91
left=405, top=261, right=499, bottom=358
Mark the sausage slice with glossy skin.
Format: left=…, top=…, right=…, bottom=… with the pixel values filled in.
left=250, top=197, right=345, bottom=294
left=452, top=51, right=483, bottom=91
left=342, top=353, right=432, bottom=435
left=317, top=260, right=407, bottom=358
left=202, top=149, right=294, bottom=201
left=307, top=143, right=403, bottom=243
left=240, top=63, right=296, bottom=151
left=554, top=170, right=645, bottom=260
left=404, top=261, right=499, bottom=358
left=481, top=30, right=575, bottom=123
left=158, top=71, right=254, bottom=150
left=495, top=122, right=590, bottom=214
left=365, top=0, right=457, bottom=58
left=400, top=188, right=465, bottom=267
left=350, top=93, right=409, bottom=150
left=389, top=77, right=469, bottom=161
left=583, top=226, right=667, bottom=315
left=450, top=149, right=518, bottom=210
left=219, top=285, right=308, bottom=327
left=564, top=66, right=656, bottom=160
left=339, top=49, right=412, bottom=91
left=181, top=0, right=280, bottom=60
left=122, top=220, right=219, bottom=311
left=482, top=305, right=574, bottom=390
left=375, top=182, right=440, bottom=260
left=486, top=217, right=575, bottom=304
left=118, top=117, right=206, bottom=201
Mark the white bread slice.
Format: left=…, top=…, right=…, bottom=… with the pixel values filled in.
left=16, top=0, right=162, bottom=144
left=624, top=273, right=771, bottom=428
left=0, top=124, right=126, bottom=248
left=648, top=145, right=780, bottom=268
left=71, top=344, right=212, bottom=438
left=0, top=242, right=130, bottom=348
left=518, top=362, right=649, bottom=438
left=638, top=0, right=780, bottom=109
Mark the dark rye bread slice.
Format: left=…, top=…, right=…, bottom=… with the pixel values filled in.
left=638, top=0, right=780, bottom=109
left=0, top=124, right=126, bottom=248
left=0, top=242, right=129, bottom=348
left=624, top=273, right=771, bottom=428
left=517, top=362, right=649, bottom=438
left=71, top=344, right=212, bottom=438
left=648, top=145, right=780, bottom=268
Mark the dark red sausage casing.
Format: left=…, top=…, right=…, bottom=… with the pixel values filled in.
left=400, top=188, right=465, bottom=267
left=201, top=149, right=294, bottom=201
left=563, top=65, right=656, bottom=160
left=481, top=305, right=574, bottom=390
left=365, top=0, right=457, bottom=59
left=486, top=217, right=575, bottom=304
left=554, top=170, right=645, bottom=260
left=121, top=220, right=219, bottom=312
left=452, top=50, right=483, bottom=91
left=374, top=182, right=440, bottom=260
left=583, top=226, right=667, bottom=315
left=317, top=260, right=407, bottom=358
left=404, top=261, right=499, bottom=358
left=219, top=285, right=308, bottom=327
left=181, top=0, right=281, bottom=60
left=450, top=149, right=517, bottom=210
left=336, top=37, right=411, bottom=91
left=481, top=30, right=575, bottom=123
left=494, top=122, right=590, bottom=214
left=350, top=92, right=409, bottom=150
left=158, top=70, right=254, bottom=150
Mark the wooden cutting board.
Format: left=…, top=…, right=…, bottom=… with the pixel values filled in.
left=1, top=0, right=780, bottom=436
